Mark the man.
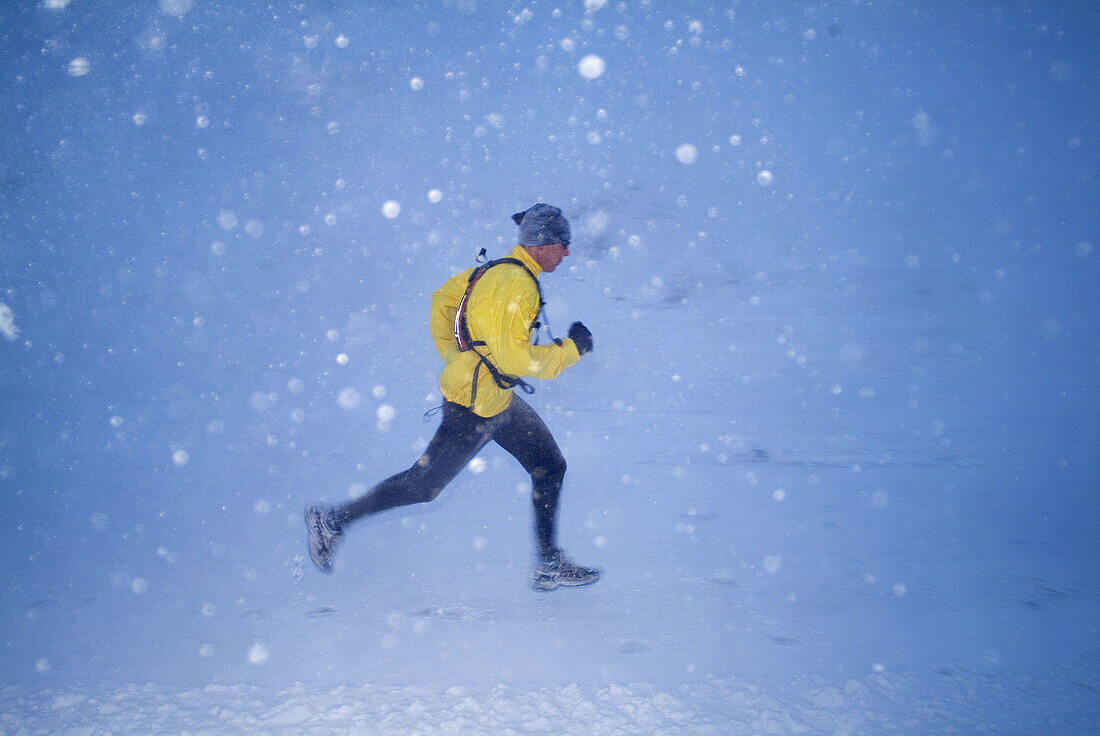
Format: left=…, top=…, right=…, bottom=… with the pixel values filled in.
left=305, top=203, right=599, bottom=592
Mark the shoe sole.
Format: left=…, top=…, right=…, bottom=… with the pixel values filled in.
left=304, top=506, right=335, bottom=573
left=531, top=571, right=600, bottom=592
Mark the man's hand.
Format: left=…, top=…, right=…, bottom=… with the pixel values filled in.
left=568, top=322, right=593, bottom=355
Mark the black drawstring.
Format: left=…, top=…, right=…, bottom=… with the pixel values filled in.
left=532, top=306, right=561, bottom=346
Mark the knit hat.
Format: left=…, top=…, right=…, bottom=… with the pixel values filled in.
left=512, top=203, right=571, bottom=248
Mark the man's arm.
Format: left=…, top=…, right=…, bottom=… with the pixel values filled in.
left=484, top=274, right=581, bottom=379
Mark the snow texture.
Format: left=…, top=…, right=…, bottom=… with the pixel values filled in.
left=1, top=1, right=1097, bottom=734
left=1, top=667, right=1094, bottom=735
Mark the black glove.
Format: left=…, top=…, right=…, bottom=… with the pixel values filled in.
left=568, top=321, right=593, bottom=355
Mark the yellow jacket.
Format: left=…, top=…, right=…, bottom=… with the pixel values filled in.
left=430, top=245, right=581, bottom=417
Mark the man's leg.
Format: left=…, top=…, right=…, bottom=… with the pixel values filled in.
left=335, top=402, right=499, bottom=524
left=492, top=396, right=598, bottom=590
left=490, top=395, right=566, bottom=556
left=305, top=402, right=499, bottom=572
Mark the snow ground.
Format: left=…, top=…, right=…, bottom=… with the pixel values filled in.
left=2, top=665, right=1094, bottom=735
left=2, top=263, right=1096, bottom=734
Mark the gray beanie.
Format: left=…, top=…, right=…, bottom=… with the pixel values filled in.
left=512, top=203, right=571, bottom=248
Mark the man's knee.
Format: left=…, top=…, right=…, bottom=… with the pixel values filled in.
left=531, top=453, right=566, bottom=485
left=406, top=481, right=445, bottom=505
left=406, top=454, right=448, bottom=504
left=418, top=486, right=445, bottom=504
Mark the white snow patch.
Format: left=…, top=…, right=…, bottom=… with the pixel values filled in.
left=578, top=54, right=606, bottom=80
left=0, top=303, right=20, bottom=340
left=811, top=685, right=846, bottom=709
left=3, top=673, right=1086, bottom=734
left=248, top=642, right=269, bottom=665
left=675, top=143, right=698, bottom=164
left=68, top=57, right=90, bottom=76
left=160, top=0, right=193, bottom=16
left=216, top=210, right=238, bottom=230
left=338, top=387, right=361, bottom=410
left=269, top=703, right=313, bottom=726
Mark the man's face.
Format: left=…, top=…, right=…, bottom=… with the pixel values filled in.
left=532, top=242, right=570, bottom=273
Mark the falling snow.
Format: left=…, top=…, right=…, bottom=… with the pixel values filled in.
left=1, top=2, right=1096, bottom=734
left=675, top=143, right=698, bottom=165
left=577, top=54, right=606, bottom=80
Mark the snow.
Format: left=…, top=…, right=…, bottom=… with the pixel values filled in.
left=0, top=668, right=1093, bottom=734
left=676, top=144, right=699, bottom=165
left=67, top=57, right=90, bottom=77
left=578, top=54, right=607, bottom=80
left=0, top=303, right=19, bottom=341
left=1, top=1, right=1097, bottom=734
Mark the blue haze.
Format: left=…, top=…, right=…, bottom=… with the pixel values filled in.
left=1, top=1, right=1097, bottom=731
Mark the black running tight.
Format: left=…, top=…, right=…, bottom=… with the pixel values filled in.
left=334, top=396, right=566, bottom=554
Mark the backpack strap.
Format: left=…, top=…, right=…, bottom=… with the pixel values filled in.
left=454, top=257, right=545, bottom=351
left=452, top=257, right=545, bottom=404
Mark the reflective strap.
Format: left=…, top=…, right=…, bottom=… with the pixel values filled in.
left=454, top=268, right=489, bottom=351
